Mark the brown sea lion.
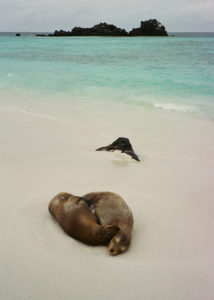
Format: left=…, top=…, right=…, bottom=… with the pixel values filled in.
left=82, top=192, right=134, bottom=255
left=48, top=192, right=119, bottom=246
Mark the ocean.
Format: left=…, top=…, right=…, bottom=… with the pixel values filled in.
left=0, top=32, right=214, bottom=119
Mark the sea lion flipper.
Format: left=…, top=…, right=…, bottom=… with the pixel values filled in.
left=105, top=224, right=120, bottom=240
left=105, top=224, right=120, bottom=234
left=97, top=224, right=119, bottom=244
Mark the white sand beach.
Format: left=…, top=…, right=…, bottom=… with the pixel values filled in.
left=0, top=101, right=214, bottom=300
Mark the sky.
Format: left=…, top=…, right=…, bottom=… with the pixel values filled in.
left=0, top=0, right=214, bottom=32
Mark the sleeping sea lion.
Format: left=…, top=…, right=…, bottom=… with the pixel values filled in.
left=49, top=192, right=119, bottom=246
left=82, top=192, right=134, bottom=255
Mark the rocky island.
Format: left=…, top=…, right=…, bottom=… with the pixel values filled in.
left=36, top=19, right=168, bottom=37
left=54, top=23, right=128, bottom=36
left=129, top=19, right=168, bottom=36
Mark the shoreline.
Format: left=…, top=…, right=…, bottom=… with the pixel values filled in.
left=1, top=100, right=214, bottom=299
left=1, top=98, right=214, bottom=299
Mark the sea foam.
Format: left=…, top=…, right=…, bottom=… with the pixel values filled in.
left=153, top=103, right=195, bottom=113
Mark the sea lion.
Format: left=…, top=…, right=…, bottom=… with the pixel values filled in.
left=49, top=192, right=119, bottom=246
left=82, top=192, right=134, bottom=255
left=96, top=137, right=140, bottom=161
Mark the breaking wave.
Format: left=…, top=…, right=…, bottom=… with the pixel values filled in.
left=153, top=102, right=195, bottom=113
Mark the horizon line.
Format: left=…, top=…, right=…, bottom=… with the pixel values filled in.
left=1, top=31, right=214, bottom=33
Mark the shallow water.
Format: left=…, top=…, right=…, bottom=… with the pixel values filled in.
left=0, top=33, right=214, bottom=119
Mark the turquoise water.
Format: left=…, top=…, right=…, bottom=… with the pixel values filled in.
left=0, top=34, right=214, bottom=118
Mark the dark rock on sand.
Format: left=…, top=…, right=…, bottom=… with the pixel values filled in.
left=96, top=137, right=140, bottom=161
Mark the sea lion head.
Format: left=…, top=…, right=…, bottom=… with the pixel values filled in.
left=108, top=231, right=131, bottom=255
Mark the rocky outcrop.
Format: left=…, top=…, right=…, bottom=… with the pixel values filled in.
left=129, top=19, right=168, bottom=36
left=70, top=23, right=128, bottom=36
left=50, top=23, right=128, bottom=37
left=36, top=19, right=168, bottom=37
left=50, top=30, right=72, bottom=36
left=96, top=137, right=140, bottom=161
